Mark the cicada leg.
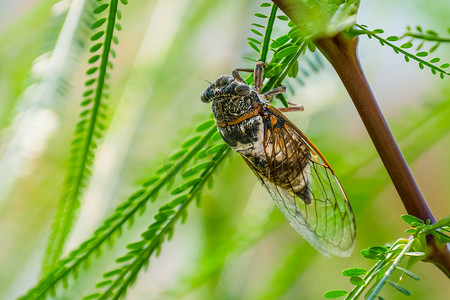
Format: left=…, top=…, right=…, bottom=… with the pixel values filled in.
left=232, top=61, right=265, bottom=92
left=263, top=87, right=304, bottom=112
left=263, top=86, right=286, bottom=100
left=278, top=103, right=304, bottom=112
left=232, top=68, right=253, bottom=83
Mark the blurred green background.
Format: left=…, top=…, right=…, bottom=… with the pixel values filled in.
left=0, top=0, right=449, bottom=299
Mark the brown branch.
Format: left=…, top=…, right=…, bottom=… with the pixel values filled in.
left=271, top=0, right=450, bottom=277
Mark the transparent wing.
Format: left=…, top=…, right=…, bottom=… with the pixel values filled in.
left=241, top=106, right=356, bottom=257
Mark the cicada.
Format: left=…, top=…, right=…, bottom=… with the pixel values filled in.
left=201, top=62, right=356, bottom=256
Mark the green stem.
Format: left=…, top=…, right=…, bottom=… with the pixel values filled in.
left=367, top=238, right=414, bottom=300
left=260, top=4, right=278, bottom=63
left=403, top=32, right=450, bottom=43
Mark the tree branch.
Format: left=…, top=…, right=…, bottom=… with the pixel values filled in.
left=271, top=0, right=450, bottom=277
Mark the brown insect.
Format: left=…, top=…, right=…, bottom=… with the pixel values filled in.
left=201, top=62, right=355, bottom=256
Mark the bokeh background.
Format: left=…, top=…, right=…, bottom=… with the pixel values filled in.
left=0, top=0, right=449, bottom=299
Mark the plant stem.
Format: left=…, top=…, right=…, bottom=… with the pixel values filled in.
left=313, top=33, right=433, bottom=221
left=403, top=32, right=450, bottom=43
left=313, top=32, right=450, bottom=278
left=271, top=0, right=450, bottom=277
left=367, top=238, right=414, bottom=300
left=260, top=4, right=278, bottom=64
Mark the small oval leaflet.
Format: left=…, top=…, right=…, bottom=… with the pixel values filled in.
left=323, top=290, right=348, bottom=298
left=350, top=276, right=366, bottom=286
left=342, top=268, right=367, bottom=277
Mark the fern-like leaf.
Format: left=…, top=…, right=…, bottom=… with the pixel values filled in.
left=84, top=145, right=230, bottom=300
left=42, top=0, right=126, bottom=274
left=0, top=0, right=96, bottom=208
left=20, top=123, right=219, bottom=300
left=355, top=24, right=450, bottom=79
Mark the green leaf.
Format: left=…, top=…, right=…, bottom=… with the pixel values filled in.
left=350, top=276, right=366, bottom=286
left=386, top=36, right=399, bottom=41
left=206, top=143, right=226, bottom=155
left=289, top=60, right=299, bottom=78
left=90, top=43, right=103, bottom=52
left=195, top=119, right=215, bottom=132
left=265, top=64, right=284, bottom=77
left=171, top=178, right=201, bottom=195
left=254, top=13, right=268, bottom=18
left=323, top=290, right=348, bottom=298
left=142, top=176, right=159, bottom=187
left=342, top=268, right=367, bottom=277
left=248, top=41, right=261, bottom=53
left=155, top=163, right=173, bottom=175
left=260, top=2, right=271, bottom=7
left=182, top=161, right=213, bottom=178
left=116, top=254, right=135, bottom=263
left=251, top=29, right=264, bottom=36
left=126, top=241, right=147, bottom=250
left=88, top=55, right=101, bottom=64
left=440, top=63, right=450, bottom=68
left=83, top=293, right=101, bottom=300
left=277, top=15, right=289, bottom=21
left=430, top=57, right=440, bottom=63
left=93, top=3, right=109, bottom=14
left=416, top=51, right=428, bottom=57
left=91, top=18, right=107, bottom=29
left=401, top=214, right=424, bottom=226
left=251, top=23, right=265, bottom=28
left=400, top=42, right=413, bottom=49
left=275, top=45, right=298, bottom=59
left=387, top=280, right=410, bottom=295
left=396, top=266, right=420, bottom=280
left=181, top=136, right=201, bottom=148
left=95, top=280, right=113, bottom=288
left=170, top=194, right=190, bottom=207
left=247, top=37, right=262, bottom=45
left=154, top=209, right=175, bottom=221
left=90, top=31, right=105, bottom=41
left=169, top=149, right=188, bottom=161
left=86, top=67, right=98, bottom=75
left=361, top=247, right=387, bottom=260
left=271, top=35, right=290, bottom=49
left=103, top=269, right=122, bottom=278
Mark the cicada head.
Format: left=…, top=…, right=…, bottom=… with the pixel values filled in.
left=200, top=75, right=251, bottom=103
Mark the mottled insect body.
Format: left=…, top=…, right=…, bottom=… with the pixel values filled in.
left=201, top=62, right=356, bottom=257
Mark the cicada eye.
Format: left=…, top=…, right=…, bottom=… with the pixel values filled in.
left=200, top=91, right=210, bottom=103
left=217, top=75, right=230, bottom=86
left=234, top=84, right=251, bottom=96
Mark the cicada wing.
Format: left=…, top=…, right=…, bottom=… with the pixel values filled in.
left=241, top=106, right=356, bottom=257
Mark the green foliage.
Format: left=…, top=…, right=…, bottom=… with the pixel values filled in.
left=42, top=0, right=127, bottom=275
left=324, top=215, right=450, bottom=299
left=2, top=1, right=450, bottom=299
left=354, top=24, right=450, bottom=79
left=83, top=145, right=230, bottom=299
left=246, top=2, right=324, bottom=107
left=20, top=122, right=223, bottom=300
